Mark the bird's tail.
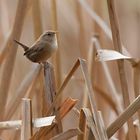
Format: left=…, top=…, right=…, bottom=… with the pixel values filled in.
left=14, top=40, right=29, bottom=51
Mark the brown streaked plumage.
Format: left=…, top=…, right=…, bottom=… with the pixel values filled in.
left=14, top=30, right=58, bottom=63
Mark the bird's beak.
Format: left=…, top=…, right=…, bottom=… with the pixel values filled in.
left=54, top=31, right=59, bottom=34
left=53, top=31, right=59, bottom=34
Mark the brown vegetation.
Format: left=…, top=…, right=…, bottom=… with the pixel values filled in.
left=0, top=0, right=140, bottom=139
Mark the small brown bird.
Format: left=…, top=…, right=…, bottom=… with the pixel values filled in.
left=14, top=30, right=58, bottom=63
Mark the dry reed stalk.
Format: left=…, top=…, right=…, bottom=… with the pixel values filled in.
left=5, top=65, right=41, bottom=120
left=71, top=74, right=119, bottom=114
left=0, top=0, right=29, bottom=120
left=86, top=36, right=120, bottom=115
left=50, top=128, right=82, bottom=140
left=0, top=66, right=41, bottom=139
left=71, top=75, right=119, bottom=113
left=80, top=108, right=99, bottom=140
left=30, top=97, right=77, bottom=140
left=43, top=62, right=57, bottom=112
left=45, top=58, right=104, bottom=139
left=51, top=0, right=61, bottom=88
left=133, top=120, right=140, bottom=140
left=78, top=0, right=112, bottom=39
left=32, top=0, right=43, bottom=39
left=88, top=130, right=95, bottom=140
left=72, top=107, right=80, bottom=117
left=0, top=120, right=21, bottom=129
left=79, top=59, right=105, bottom=140
left=92, top=36, right=122, bottom=114
left=87, top=37, right=96, bottom=86
left=107, top=0, right=130, bottom=106
left=87, top=36, right=121, bottom=117
left=76, top=1, right=87, bottom=58
left=78, top=108, right=98, bottom=140
left=0, top=0, right=10, bottom=38
left=92, top=0, right=102, bottom=32
left=83, top=38, right=96, bottom=107
left=0, top=116, right=55, bottom=130
left=57, top=98, right=78, bottom=119
left=106, top=95, right=140, bottom=138
left=133, top=62, right=140, bottom=123
left=43, top=62, right=62, bottom=139
left=0, top=0, right=33, bottom=65
left=107, top=0, right=135, bottom=139
left=78, top=0, right=137, bottom=63
left=21, top=98, right=32, bottom=140
left=32, top=2, right=43, bottom=119
left=78, top=109, right=87, bottom=140
left=46, top=59, right=80, bottom=115
left=98, top=111, right=108, bottom=140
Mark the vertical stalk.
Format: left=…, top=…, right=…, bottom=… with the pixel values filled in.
left=0, top=0, right=29, bottom=120
left=32, top=0, right=43, bottom=120
left=32, top=0, right=43, bottom=38
left=43, top=62, right=62, bottom=139
left=21, top=98, right=32, bottom=140
left=51, top=0, right=61, bottom=88
left=107, top=0, right=135, bottom=139
left=76, top=1, right=87, bottom=58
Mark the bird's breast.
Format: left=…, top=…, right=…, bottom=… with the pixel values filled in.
left=51, top=39, right=58, bottom=50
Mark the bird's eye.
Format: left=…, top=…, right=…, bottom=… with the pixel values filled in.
left=47, top=33, right=51, bottom=36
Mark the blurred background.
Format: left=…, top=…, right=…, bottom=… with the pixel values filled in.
left=0, top=0, right=140, bottom=139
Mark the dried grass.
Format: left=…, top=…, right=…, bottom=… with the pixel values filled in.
left=0, top=0, right=140, bottom=140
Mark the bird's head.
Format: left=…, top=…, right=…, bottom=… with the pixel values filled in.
left=41, top=30, right=58, bottom=43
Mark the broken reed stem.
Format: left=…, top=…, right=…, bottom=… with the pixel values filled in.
left=79, top=108, right=99, bottom=140
left=107, top=0, right=135, bottom=139
left=43, top=62, right=56, bottom=111
left=46, top=59, right=80, bottom=115
left=45, top=58, right=104, bottom=139
left=21, top=98, right=32, bottom=140
left=43, top=62, right=62, bottom=137
left=0, top=120, right=21, bottom=130
left=0, top=0, right=29, bottom=120
left=0, top=116, right=55, bottom=130
left=78, top=109, right=87, bottom=140
left=51, top=0, right=61, bottom=88
left=107, top=95, right=140, bottom=138
left=30, top=97, right=77, bottom=140
left=58, top=98, right=78, bottom=119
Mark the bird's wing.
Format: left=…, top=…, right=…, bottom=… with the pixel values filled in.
left=24, top=41, right=44, bottom=55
